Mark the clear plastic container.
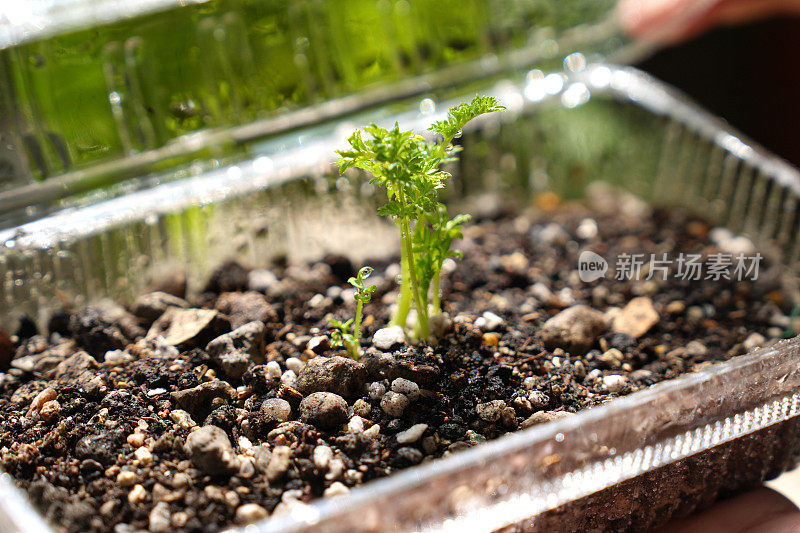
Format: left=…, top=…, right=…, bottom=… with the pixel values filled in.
left=2, top=2, right=800, bottom=533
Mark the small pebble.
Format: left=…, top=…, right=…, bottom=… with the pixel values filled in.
left=313, top=445, right=334, bottom=469
left=285, top=357, right=304, bottom=373
left=323, top=482, right=350, bottom=497
left=171, top=512, right=189, bottom=528
left=474, top=312, right=504, bottom=332
left=280, top=369, right=297, bottom=387
left=261, top=398, right=292, bottom=423
left=39, top=400, right=60, bottom=421
left=528, top=390, right=549, bottom=409
left=476, top=400, right=506, bottom=423
left=306, top=336, right=329, bottom=354
left=247, top=269, right=278, bottom=292
left=348, top=415, right=364, bottom=434
left=235, top=503, right=269, bottom=524
left=128, top=484, right=147, bottom=505
left=134, top=446, right=153, bottom=464
left=396, top=423, right=428, bottom=444
left=353, top=398, right=371, bottom=417
left=540, top=305, right=607, bottom=352
left=99, top=500, right=116, bottom=517
left=149, top=502, right=172, bottom=533
left=685, top=341, right=707, bottom=356
left=429, top=313, right=453, bottom=338
left=29, top=387, right=57, bottom=414
left=743, top=332, right=767, bottom=351
left=363, top=424, right=381, bottom=439
left=171, top=472, right=190, bottom=489
left=266, top=446, right=291, bottom=482
left=602, top=374, right=629, bottom=393
left=170, top=410, right=196, bottom=429
left=612, top=297, right=659, bottom=338
left=117, top=471, right=137, bottom=487
left=521, top=410, right=574, bottom=429
left=482, top=332, right=500, bottom=346
left=665, top=301, right=686, bottom=314
left=396, top=447, right=423, bottom=465
left=183, top=425, right=239, bottom=475
left=127, top=433, right=145, bottom=448
left=391, top=378, right=419, bottom=401
left=299, top=392, right=348, bottom=430
left=368, top=382, right=386, bottom=400
left=380, top=391, right=409, bottom=417
left=596, top=348, right=623, bottom=369
left=266, top=361, right=282, bottom=379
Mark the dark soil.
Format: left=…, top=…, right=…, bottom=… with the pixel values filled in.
left=0, top=195, right=791, bottom=533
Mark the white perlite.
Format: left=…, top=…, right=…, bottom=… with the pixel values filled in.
left=134, top=446, right=152, bottom=464
left=348, top=415, right=364, bottom=434
left=391, top=378, right=419, bottom=401
left=170, top=409, right=196, bottom=429
left=285, top=357, right=304, bottom=373
left=372, top=326, right=406, bottom=350
left=396, top=423, right=428, bottom=444
left=368, top=382, right=387, bottom=400
left=235, top=503, right=269, bottom=524
left=266, top=446, right=291, bottom=482
left=603, top=374, right=628, bottom=393
left=363, top=424, right=381, bottom=439
left=313, top=445, right=333, bottom=469
left=323, top=482, right=350, bottom=497
left=474, top=311, right=504, bottom=332
left=380, top=391, right=409, bottom=417
left=280, top=369, right=297, bottom=387
left=266, top=361, right=282, bottom=378
left=149, top=502, right=172, bottom=533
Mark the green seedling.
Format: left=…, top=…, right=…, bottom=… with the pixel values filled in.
left=336, top=95, right=504, bottom=339
left=330, top=266, right=376, bottom=359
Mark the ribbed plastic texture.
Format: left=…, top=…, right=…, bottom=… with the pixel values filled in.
left=0, top=0, right=621, bottom=200
left=1, top=64, right=800, bottom=532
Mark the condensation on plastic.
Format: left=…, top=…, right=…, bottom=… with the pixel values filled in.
left=0, top=0, right=626, bottom=198
left=1, top=64, right=800, bottom=532
left=0, top=0, right=209, bottom=50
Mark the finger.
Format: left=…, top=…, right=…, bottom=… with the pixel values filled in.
left=655, top=487, right=800, bottom=533
left=617, top=0, right=722, bottom=42
left=619, top=0, right=800, bottom=44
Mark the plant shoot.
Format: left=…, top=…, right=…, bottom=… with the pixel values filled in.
left=336, top=95, right=504, bottom=339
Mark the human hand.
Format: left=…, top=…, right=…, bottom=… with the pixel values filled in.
left=655, top=487, right=800, bottom=533
left=618, top=0, right=800, bottom=44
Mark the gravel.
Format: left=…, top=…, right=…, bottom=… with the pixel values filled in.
left=539, top=305, right=608, bottom=353
left=236, top=503, right=269, bottom=524
left=474, top=311, right=504, bottom=332
left=602, top=374, right=629, bottom=393
left=396, top=423, right=428, bottom=444
left=261, top=398, right=292, bottom=424
left=299, top=392, right=348, bottom=430
left=183, top=425, right=239, bottom=475
left=294, top=356, right=367, bottom=399
left=380, top=391, right=409, bottom=417
left=612, top=297, right=659, bottom=338
left=206, top=321, right=266, bottom=379
left=390, top=378, right=419, bottom=401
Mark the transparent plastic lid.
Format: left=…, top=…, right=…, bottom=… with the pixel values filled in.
left=0, top=0, right=637, bottom=223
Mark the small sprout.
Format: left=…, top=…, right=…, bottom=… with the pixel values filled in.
left=329, top=266, right=376, bottom=359
left=336, top=95, right=504, bottom=339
